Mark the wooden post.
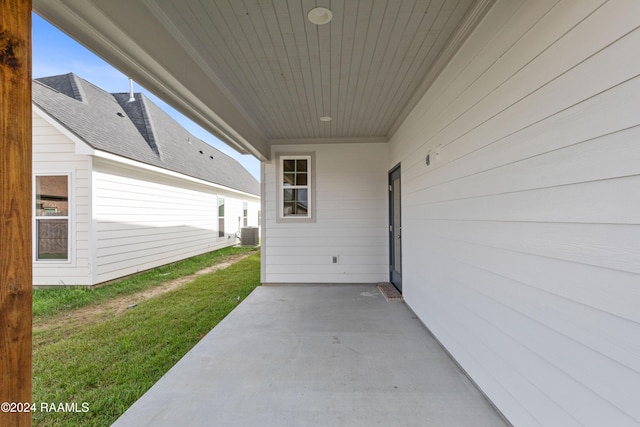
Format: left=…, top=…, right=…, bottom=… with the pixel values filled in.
left=0, top=1, right=32, bottom=426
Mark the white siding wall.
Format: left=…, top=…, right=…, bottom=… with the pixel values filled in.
left=93, top=157, right=258, bottom=284
left=221, top=197, right=243, bottom=240
left=247, top=201, right=260, bottom=228
left=263, top=143, right=388, bottom=283
left=32, top=109, right=92, bottom=286
left=390, top=0, right=640, bottom=425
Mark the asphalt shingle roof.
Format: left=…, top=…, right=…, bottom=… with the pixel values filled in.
left=33, top=73, right=260, bottom=196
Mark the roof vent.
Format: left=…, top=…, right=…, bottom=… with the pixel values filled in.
left=128, top=78, right=135, bottom=102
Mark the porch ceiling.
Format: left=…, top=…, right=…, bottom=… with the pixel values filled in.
left=33, top=0, right=493, bottom=160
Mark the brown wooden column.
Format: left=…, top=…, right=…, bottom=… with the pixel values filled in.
left=0, top=1, right=32, bottom=426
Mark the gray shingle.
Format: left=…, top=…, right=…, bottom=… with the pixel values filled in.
left=33, top=73, right=259, bottom=196
left=113, top=92, right=160, bottom=157
left=36, top=73, right=85, bottom=102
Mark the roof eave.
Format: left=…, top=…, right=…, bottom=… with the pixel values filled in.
left=32, top=102, right=96, bottom=156
left=33, top=0, right=270, bottom=161
left=93, top=150, right=261, bottom=198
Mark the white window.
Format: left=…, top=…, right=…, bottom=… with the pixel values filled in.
left=277, top=154, right=315, bottom=222
left=218, top=197, right=225, bottom=238
left=35, top=174, right=70, bottom=261
left=243, top=201, right=248, bottom=227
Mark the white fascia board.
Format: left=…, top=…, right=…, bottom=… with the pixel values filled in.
left=93, top=150, right=260, bottom=200
left=32, top=104, right=95, bottom=155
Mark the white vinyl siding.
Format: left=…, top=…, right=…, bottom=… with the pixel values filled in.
left=32, top=109, right=92, bottom=286
left=220, top=196, right=248, bottom=241
left=92, top=158, right=256, bottom=284
left=263, top=144, right=388, bottom=283
left=390, top=0, right=640, bottom=425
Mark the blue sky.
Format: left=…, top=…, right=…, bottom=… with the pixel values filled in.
left=32, top=13, right=261, bottom=181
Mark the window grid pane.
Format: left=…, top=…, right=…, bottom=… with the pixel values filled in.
left=37, top=219, right=68, bottom=260
left=282, top=159, right=308, bottom=187
left=283, top=159, right=296, bottom=172
left=36, top=175, right=69, bottom=216
left=283, top=189, right=308, bottom=216
left=284, top=173, right=296, bottom=185
left=280, top=156, right=311, bottom=219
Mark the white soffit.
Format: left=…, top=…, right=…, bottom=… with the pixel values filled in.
left=33, top=0, right=494, bottom=157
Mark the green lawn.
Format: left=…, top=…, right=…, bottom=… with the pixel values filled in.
left=33, top=246, right=258, bottom=318
left=32, top=250, right=261, bottom=427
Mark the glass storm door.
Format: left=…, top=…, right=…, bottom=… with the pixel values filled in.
left=389, top=165, right=402, bottom=292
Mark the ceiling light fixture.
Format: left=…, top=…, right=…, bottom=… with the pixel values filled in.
left=319, top=116, right=332, bottom=122
left=308, top=7, right=333, bottom=25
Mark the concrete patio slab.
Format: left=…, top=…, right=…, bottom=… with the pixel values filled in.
left=112, top=285, right=509, bottom=426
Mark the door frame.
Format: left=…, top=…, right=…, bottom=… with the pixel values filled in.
left=388, top=164, right=402, bottom=292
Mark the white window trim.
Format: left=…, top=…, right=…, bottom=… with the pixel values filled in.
left=276, top=153, right=316, bottom=223
left=33, top=172, right=73, bottom=264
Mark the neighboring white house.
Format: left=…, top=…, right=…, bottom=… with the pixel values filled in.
left=31, top=1, right=640, bottom=425
left=32, top=73, right=260, bottom=286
